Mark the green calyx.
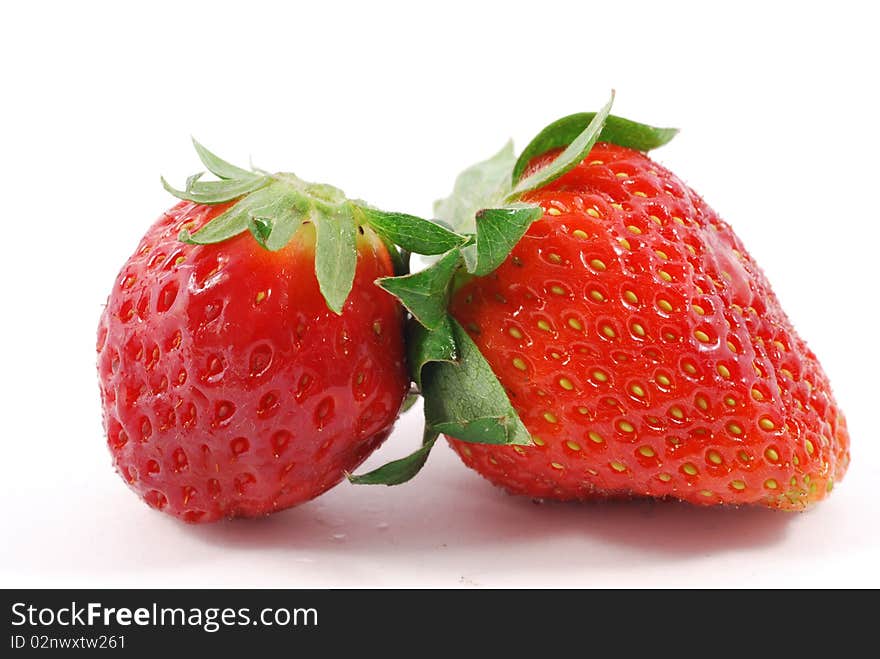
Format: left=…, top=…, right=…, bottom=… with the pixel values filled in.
left=351, top=93, right=679, bottom=486
left=162, top=139, right=465, bottom=313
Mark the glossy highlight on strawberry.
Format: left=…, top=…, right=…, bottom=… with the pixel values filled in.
left=447, top=143, right=850, bottom=509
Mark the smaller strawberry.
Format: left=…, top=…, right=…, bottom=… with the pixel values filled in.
left=97, top=140, right=465, bottom=522
left=353, top=94, right=850, bottom=511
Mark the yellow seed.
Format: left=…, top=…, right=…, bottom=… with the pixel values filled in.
left=658, top=473, right=672, bottom=482
left=537, top=319, right=552, bottom=332
left=682, top=463, right=698, bottom=476
left=587, top=208, right=600, bottom=218
left=655, top=249, right=669, bottom=260
left=773, top=340, right=787, bottom=352
left=696, top=396, right=708, bottom=411
left=573, top=229, right=588, bottom=239
left=543, top=412, right=558, bottom=424
left=488, top=456, right=498, bottom=465
left=805, top=439, right=815, bottom=455
left=632, top=323, right=646, bottom=337
left=765, top=479, right=778, bottom=490
left=615, top=172, right=629, bottom=178
left=672, top=216, right=685, bottom=226
left=601, top=325, right=617, bottom=339
left=627, top=225, right=643, bottom=235
left=682, top=362, right=697, bottom=375
left=551, top=285, right=566, bottom=295
left=610, top=461, right=627, bottom=472
left=533, top=436, right=546, bottom=447
left=724, top=396, right=737, bottom=407
left=657, top=299, right=673, bottom=313
left=759, top=417, right=775, bottom=431
left=630, top=384, right=646, bottom=398
left=694, top=330, right=710, bottom=343
left=658, top=270, right=672, bottom=282
left=726, top=340, right=738, bottom=353
left=551, top=461, right=565, bottom=470
left=589, top=289, right=605, bottom=302
left=559, top=378, right=574, bottom=391
left=566, top=440, right=582, bottom=451
left=461, top=446, right=472, bottom=457
left=827, top=479, right=834, bottom=492
left=547, top=208, right=561, bottom=216
left=634, top=191, right=648, bottom=198
left=618, top=238, right=632, bottom=250
left=624, top=290, right=639, bottom=305
left=707, top=451, right=723, bottom=465
left=592, top=370, right=608, bottom=383
left=618, top=420, right=635, bottom=433
left=512, top=357, right=527, bottom=371
left=765, top=447, right=780, bottom=463
left=751, top=387, right=764, bottom=401
left=717, top=364, right=731, bottom=378
left=686, top=244, right=697, bottom=255
left=255, top=291, right=267, bottom=304
left=731, top=480, right=746, bottom=491
left=567, top=318, right=583, bottom=331
left=700, top=489, right=714, bottom=498
left=611, top=203, right=624, bottom=210
left=577, top=407, right=589, bottom=415
left=590, top=258, right=607, bottom=271
left=638, top=446, right=655, bottom=458
left=781, top=368, right=795, bottom=381
left=656, top=374, right=671, bottom=387
left=588, top=431, right=604, bottom=444
left=547, top=252, right=562, bottom=264
left=727, top=422, right=743, bottom=436
left=513, top=446, right=526, bottom=456
left=670, top=406, right=684, bottom=420
left=692, top=304, right=705, bottom=316
left=589, top=160, right=604, bottom=165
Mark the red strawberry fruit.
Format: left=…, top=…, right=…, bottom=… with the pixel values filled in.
left=97, top=141, right=463, bottom=522
left=356, top=96, right=850, bottom=510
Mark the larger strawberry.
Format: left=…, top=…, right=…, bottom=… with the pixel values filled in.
left=97, top=141, right=465, bottom=522
left=355, top=95, right=849, bottom=510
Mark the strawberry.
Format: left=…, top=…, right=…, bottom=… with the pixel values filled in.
left=355, top=95, right=849, bottom=510
left=97, top=141, right=464, bottom=522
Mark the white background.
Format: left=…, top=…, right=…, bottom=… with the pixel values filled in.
left=2, top=1, right=878, bottom=588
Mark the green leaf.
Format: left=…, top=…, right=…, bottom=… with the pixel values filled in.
left=400, top=389, right=420, bottom=414
left=162, top=174, right=269, bottom=204
left=462, top=204, right=543, bottom=276
left=377, top=249, right=462, bottom=330
left=247, top=190, right=310, bottom=251
left=248, top=216, right=272, bottom=247
left=434, top=141, right=516, bottom=233
left=191, top=139, right=258, bottom=180
left=421, top=318, right=530, bottom=445
left=347, top=429, right=438, bottom=486
left=313, top=204, right=357, bottom=314
left=407, top=316, right=457, bottom=389
left=358, top=206, right=467, bottom=256
left=185, top=172, right=204, bottom=191
left=512, top=112, right=679, bottom=182
left=180, top=183, right=281, bottom=245
left=508, top=92, right=615, bottom=200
